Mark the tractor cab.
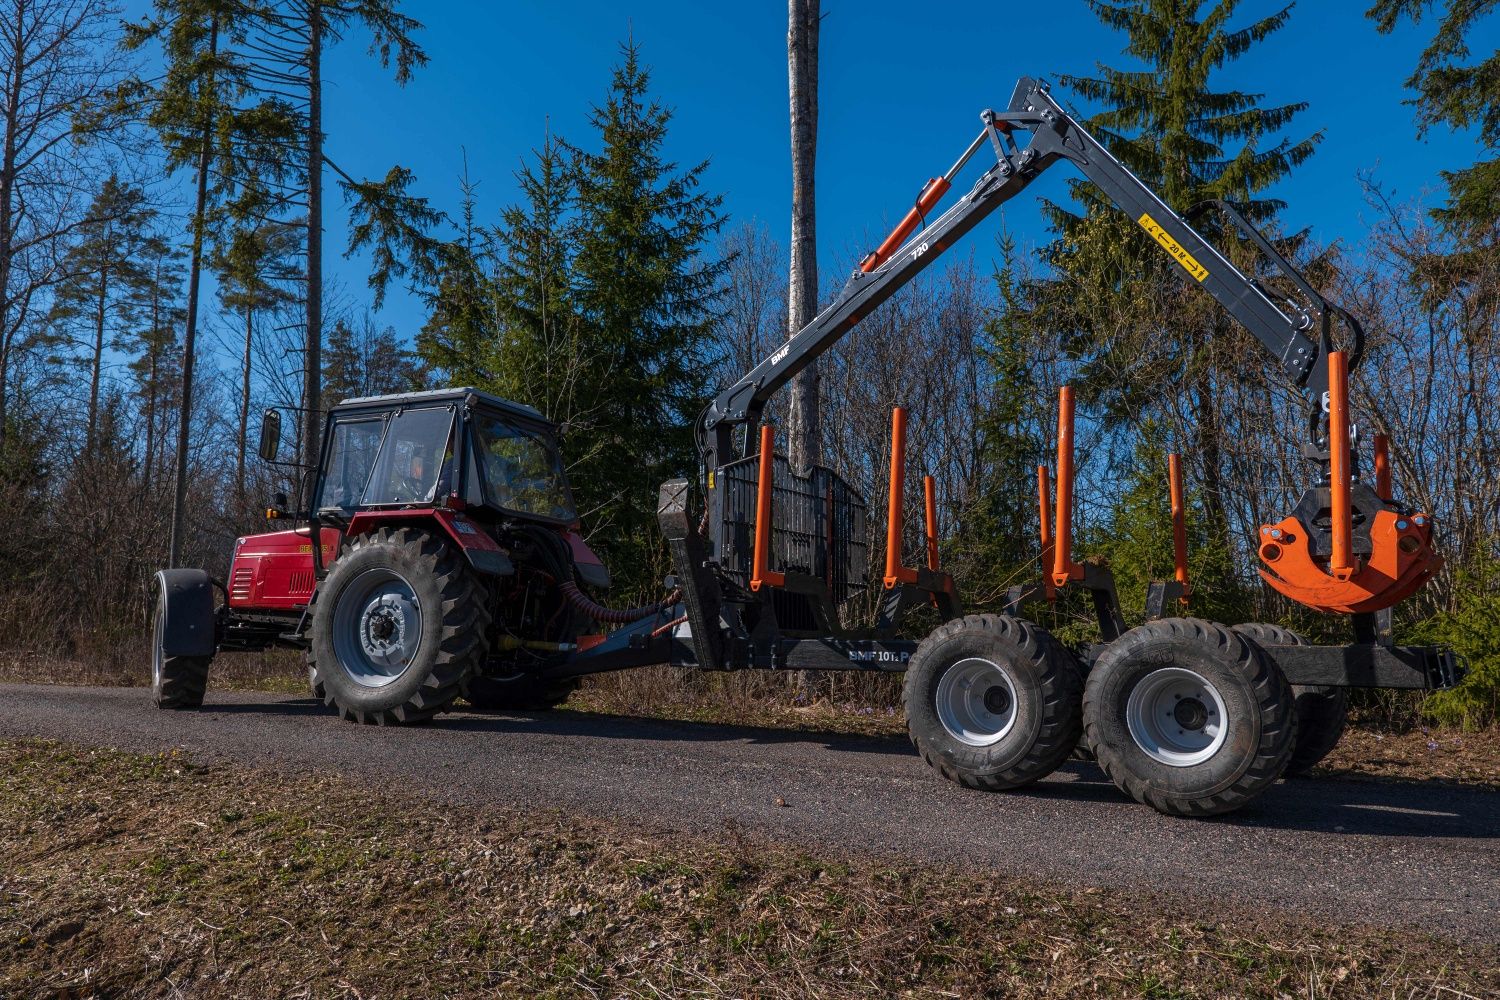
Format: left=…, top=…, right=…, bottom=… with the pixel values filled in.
left=225, top=388, right=592, bottom=613
left=314, top=387, right=576, bottom=525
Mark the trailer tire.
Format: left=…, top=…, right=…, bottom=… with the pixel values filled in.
left=310, top=527, right=489, bottom=725
left=1084, top=618, right=1296, bottom=817
left=904, top=614, right=1083, bottom=791
left=466, top=672, right=579, bottom=711
left=1232, top=623, right=1348, bottom=776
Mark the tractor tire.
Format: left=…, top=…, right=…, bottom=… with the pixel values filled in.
left=151, top=580, right=210, bottom=710
left=466, top=672, right=579, bottom=711
left=1084, top=618, right=1297, bottom=817
left=1232, top=623, right=1348, bottom=777
left=309, top=526, right=489, bottom=725
left=904, top=614, right=1083, bottom=791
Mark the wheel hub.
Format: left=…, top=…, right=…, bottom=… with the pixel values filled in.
left=331, top=568, right=423, bottom=688
left=1172, top=696, right=1209, bottom=731
left=983, top=685, right=1012, bottom=715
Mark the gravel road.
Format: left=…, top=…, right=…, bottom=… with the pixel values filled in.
left=2, top=683, right=1496, bottom=943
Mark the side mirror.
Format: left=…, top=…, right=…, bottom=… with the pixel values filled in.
left=257, top=408, right=282, bottom=463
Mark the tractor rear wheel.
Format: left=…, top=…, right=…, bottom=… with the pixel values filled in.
left=310, top=526, right=489, bottom=725
left=466, top=672, right=578, bottom=711
left=1232, top=623, right=1348, bottom=776
left=151, top=588, right=210, bottom=710
left=1084, top=618, right=1296, bottom=817
left=904, top=614, right=1083, bottom=791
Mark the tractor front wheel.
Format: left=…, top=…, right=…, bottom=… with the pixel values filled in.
left=310, top=527, right=489, bottom=725
left=151, top=587, right=210, bottom=710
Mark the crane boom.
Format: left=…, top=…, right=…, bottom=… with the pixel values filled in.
left=700, top=76, right=1339, bottom=472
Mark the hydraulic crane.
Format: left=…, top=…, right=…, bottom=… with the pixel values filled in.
left=679, top=75, right=1440, bottom=648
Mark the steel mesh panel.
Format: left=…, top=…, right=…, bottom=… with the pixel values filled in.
left=717, top=454, right=868, bottom=608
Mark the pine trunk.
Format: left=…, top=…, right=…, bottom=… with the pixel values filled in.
left=0, top=2, right=24, bottom=441
left=167, top=16, right=218, bottom=568
left=786, top=0, right=819, bottom=473
left=87, top=265, right=107, bottom=449
left=237, top=307, right=252, bottom=505
left=303, top=0, right=324, bottom=480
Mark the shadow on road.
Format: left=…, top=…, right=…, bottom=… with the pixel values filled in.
left=198, top=696, right=1500, bottom=841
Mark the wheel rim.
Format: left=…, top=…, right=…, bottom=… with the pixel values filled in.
left=1125, top=666, right=1229, bottom=767
left=331, top=568, right=423, bottom=688
left=935, top=657, right=1018, bottom=747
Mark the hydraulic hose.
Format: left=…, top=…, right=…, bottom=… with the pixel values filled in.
left=557, top=581, right=680, bottom=624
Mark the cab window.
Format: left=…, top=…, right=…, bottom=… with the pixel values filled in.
left=362, top=406, right=456, bottom=506
left=318, top=419, right=383, bottom=513
left=470, top=414, right=576, bottom=521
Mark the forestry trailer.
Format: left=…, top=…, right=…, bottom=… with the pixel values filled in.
left=152, top=77, right=1462, bottom=817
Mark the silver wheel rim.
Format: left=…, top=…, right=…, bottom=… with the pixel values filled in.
left=935, top=657, right=1018, bottom=747
left=331, top=568, right=423, bottom=688
left=1125, top=667, right=1228, bottom=767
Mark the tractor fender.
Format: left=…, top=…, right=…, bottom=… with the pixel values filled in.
left=154, top=569, right=217, bottom=658
left=344, top=509, right=515, bottom=579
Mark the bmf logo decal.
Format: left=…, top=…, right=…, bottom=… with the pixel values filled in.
left=847, top=649, right=910, bottom=664
left=769, top=343, right=791, bottom=366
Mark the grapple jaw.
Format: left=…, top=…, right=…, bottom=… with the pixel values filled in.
left=1257, top=485, right=1442, bottom=614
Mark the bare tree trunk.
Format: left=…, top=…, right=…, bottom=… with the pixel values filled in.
left=86, top=262, right=107, bottom=448
left=303, top=0, right=323, bottom=481
left=237, top=306, right=252, bottom=504
left=0, top=0, right=27, bottom=442
left=785, top=0, right=819, bottom=473
left=167, top=16, right=218, bottom=568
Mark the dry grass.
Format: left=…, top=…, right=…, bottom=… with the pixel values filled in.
left=1, top=738, right=1494, bottom=1000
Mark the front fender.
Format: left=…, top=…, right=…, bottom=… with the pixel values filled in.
left=154, top=569, right=216, bottom=658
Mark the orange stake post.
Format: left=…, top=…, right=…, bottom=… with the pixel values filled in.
left=1373, top=433, right=1392, bottom=501
left=750, top=423, right=784, bottom=591
left=884, top=408, right=918, bottom=589
left=1037, top=464, right=1056, bottom=602
left=1052, top=386, right=1083, bottom=588
left=1327, top=351, right=1355, bottom=581
left=923, top=475, right=940, bottom=571
left=1168, top=453, right=1191, bottom=602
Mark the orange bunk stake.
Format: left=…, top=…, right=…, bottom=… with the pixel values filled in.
left=884, top=407, right=919, bottom=589
left=1327, top=350, right=1355, bottom=581
left=750, top=423, right=784, bottom=592
left=1373, top=433, right=1392, bottom=501
left=922, top=475, right=940, bottom=571
left=1168, top=453, right=1191, bottom=603
left=1051, top=386, right=1085, bottom=588
left=1036, top=464, right=1056, bottom=602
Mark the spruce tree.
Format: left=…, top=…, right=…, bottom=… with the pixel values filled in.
left=566, top=41, right=729, bottom=592
left=1369, top=0, right=1500, bottom=233
left=1012, top=0, right=1319, bottom=611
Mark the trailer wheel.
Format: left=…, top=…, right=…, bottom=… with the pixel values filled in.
left=310, top=527, right=489, bottom=725
left=904, top=614, right=1083, bottom=791
left=1232, top=623, right=1348, bottom=776
left=151, top=589, right=210, bottom=710
left=1084, top=618, right=1296, bottom=817
left=466, top=672, right=579, bottom=711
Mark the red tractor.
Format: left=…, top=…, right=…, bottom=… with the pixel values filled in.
left=152, top=388, right=660, bottom=724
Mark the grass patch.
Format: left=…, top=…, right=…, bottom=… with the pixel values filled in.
left=0, top=739, right=1495, bottom=998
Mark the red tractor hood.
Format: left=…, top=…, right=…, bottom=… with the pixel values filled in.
left=228, top=527, right=340, bottom=609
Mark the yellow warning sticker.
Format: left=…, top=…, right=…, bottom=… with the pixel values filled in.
left=1138, top=213, right=1209, bottom=282
left=707, top=471, right=715, bottom=490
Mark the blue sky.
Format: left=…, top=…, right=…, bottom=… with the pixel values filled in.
left=259, top=2, right=1484, bottom=337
